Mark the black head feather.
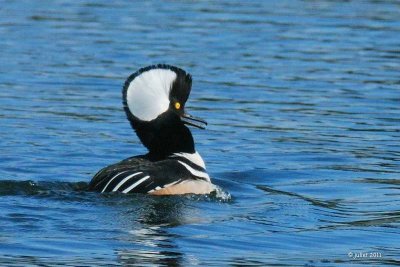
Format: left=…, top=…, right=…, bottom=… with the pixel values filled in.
left=122, top=64, right=196, bottom=159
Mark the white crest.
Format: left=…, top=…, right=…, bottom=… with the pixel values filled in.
left=126, top=68, right=177, bottom=121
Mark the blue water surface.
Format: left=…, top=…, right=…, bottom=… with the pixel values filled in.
left=1, top=1, right=399, bottom=266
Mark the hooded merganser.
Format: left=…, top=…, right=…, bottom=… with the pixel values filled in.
left=88, top=64, right=215, bottom=195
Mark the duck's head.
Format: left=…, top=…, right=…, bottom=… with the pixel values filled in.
left=122, top=64, right=206, bottom=159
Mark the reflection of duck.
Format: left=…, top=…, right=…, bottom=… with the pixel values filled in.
left=115, top=196, right=189, bottom=266
left=89, top=64, right=215, bottom=195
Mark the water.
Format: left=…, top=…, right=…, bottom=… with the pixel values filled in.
left=1, top=0, right=399, bottom=266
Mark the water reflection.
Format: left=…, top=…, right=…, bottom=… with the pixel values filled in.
left=114, top=196, right=193, bottom=266
left=1, top=0, right=400, bottom=265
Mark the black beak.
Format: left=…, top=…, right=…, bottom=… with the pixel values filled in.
left=181, top=113, right=207, bottom=129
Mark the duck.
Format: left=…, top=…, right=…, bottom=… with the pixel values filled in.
left=88, top=64, right=215, bottom=195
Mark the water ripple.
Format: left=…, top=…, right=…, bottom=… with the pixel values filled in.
left=1, top=0, right=400, bottom=265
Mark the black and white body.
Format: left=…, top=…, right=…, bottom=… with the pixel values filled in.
left=88, top=64, right=215, bottom=195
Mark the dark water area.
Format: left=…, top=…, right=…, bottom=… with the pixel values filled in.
left=1, top=1, right=399, bottom=266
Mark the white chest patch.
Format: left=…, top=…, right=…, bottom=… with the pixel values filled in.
left=172, top=151, right=206, bottom=169
left=126, top=69, right=177, bottom=121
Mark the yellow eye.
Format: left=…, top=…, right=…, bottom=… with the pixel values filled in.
left=175, top=102, right=181, bottom=110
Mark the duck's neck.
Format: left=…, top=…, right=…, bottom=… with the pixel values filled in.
left=133, top=118, right=195, bottom=161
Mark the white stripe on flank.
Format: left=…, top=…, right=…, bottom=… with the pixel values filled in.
left=122, top=175, right=150, bottom=194
left=163, top=180, right=181, bottom=188
left=148, top=180, right=181, bottom=193
left=112, top=172, right=142, bottom=192
left=177, top=161, right=210, bottom=182
left=172, top=151, right=206, bottom=169
left=101, top=171, right=129, bottom=193
left=148, top=186, right=162, bottom=193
